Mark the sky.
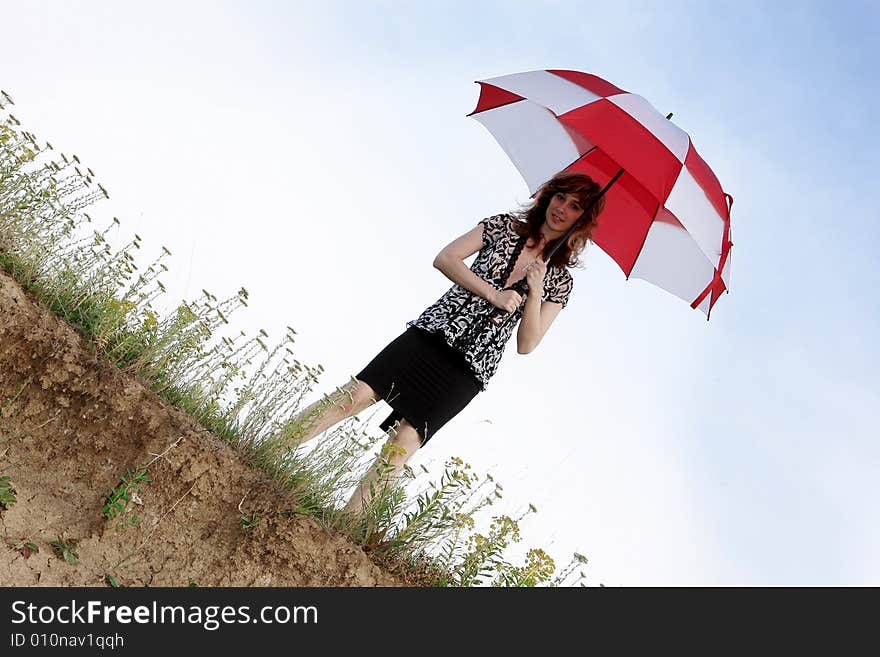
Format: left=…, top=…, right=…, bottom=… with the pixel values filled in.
left=2, top=0, right=878, bottom=586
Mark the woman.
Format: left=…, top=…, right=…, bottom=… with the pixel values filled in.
left=282, top=171, right=605, bottom=513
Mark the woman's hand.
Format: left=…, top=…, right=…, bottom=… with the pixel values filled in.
left=525, top=258, right=547, bottom=294
left=489, top=288, right=523, bottom=313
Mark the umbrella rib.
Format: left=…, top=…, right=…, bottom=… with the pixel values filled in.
left=562, top=145, right=598, bottom=173
left=528, top=145, right=601, bottom=200
left=466, top=97, right=525, bottom=118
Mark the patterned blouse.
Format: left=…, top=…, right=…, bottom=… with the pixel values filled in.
left=408, top=213, right=574, bottom=390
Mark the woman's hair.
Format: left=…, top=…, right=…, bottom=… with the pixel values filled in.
left=513, top=171, right=606, bottom=269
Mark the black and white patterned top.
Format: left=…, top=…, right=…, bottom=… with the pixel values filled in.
left=408, top=213, right=574, bottom=390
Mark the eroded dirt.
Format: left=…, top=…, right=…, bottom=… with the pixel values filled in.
left=0, top=270, right=410, bottom=587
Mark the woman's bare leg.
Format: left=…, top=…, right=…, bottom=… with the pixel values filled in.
left=255, top=377, right=376, bottom=465
left=344, top=420, right=422, bottom=514
left=272, top=378, right=378, bottom=452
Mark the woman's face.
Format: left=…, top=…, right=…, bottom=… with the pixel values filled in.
left=543, top=191, right=584, bottom=238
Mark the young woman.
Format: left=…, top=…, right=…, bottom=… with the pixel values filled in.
left=284, top=171, right=605, bottom=512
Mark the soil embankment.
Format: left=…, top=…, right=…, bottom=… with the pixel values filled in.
left=0, top=270, right=408, bottom=586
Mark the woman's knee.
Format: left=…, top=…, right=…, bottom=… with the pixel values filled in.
left=333, top=378, right=376, bottom=411
left=390, top=420, right=423, bottom=458
left=349, top=379, right=378, bottom=408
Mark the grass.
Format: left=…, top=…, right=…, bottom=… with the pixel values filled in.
left=0, top=90, right=592, bottom=587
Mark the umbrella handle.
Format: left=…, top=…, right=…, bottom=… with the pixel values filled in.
left=487, top=278, right=529, bottom=325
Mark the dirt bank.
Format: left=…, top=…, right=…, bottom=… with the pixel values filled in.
left=0, top=270, right=410, bottom=587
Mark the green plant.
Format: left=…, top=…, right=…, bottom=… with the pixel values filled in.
left=439, top=511, right=527, bottom=587
left=239, top=513, right=261, bottom=530
left=6, top=538, right=38, bottom=559
left=50, top=537, right=78, bottom=565
left=493, top=548, right=556, bottom=587
left=116, top=514, right=142, bottom=530
left=102, top=467, right=150, bottom=520
left=550, top=552, right=591, bottom=587
left=0, top=475, right=16, bottom=509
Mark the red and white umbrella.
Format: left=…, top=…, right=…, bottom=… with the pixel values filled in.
left=469, top=69, right=733, bottom=319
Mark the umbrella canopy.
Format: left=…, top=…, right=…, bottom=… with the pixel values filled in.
left=469, top=69, right=733, bottom=319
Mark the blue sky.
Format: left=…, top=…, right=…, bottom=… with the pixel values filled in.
left=2, top=0, right=877, bottom=585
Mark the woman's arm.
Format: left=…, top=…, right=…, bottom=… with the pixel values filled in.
left=517, top=297, right=563, bottom=354
left=433, top=225, right=522, bottom=312
left=516, top=259, right=563, bottom=354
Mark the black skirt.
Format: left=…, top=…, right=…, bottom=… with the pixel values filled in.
left=356, top=326, right=481, bottom=445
